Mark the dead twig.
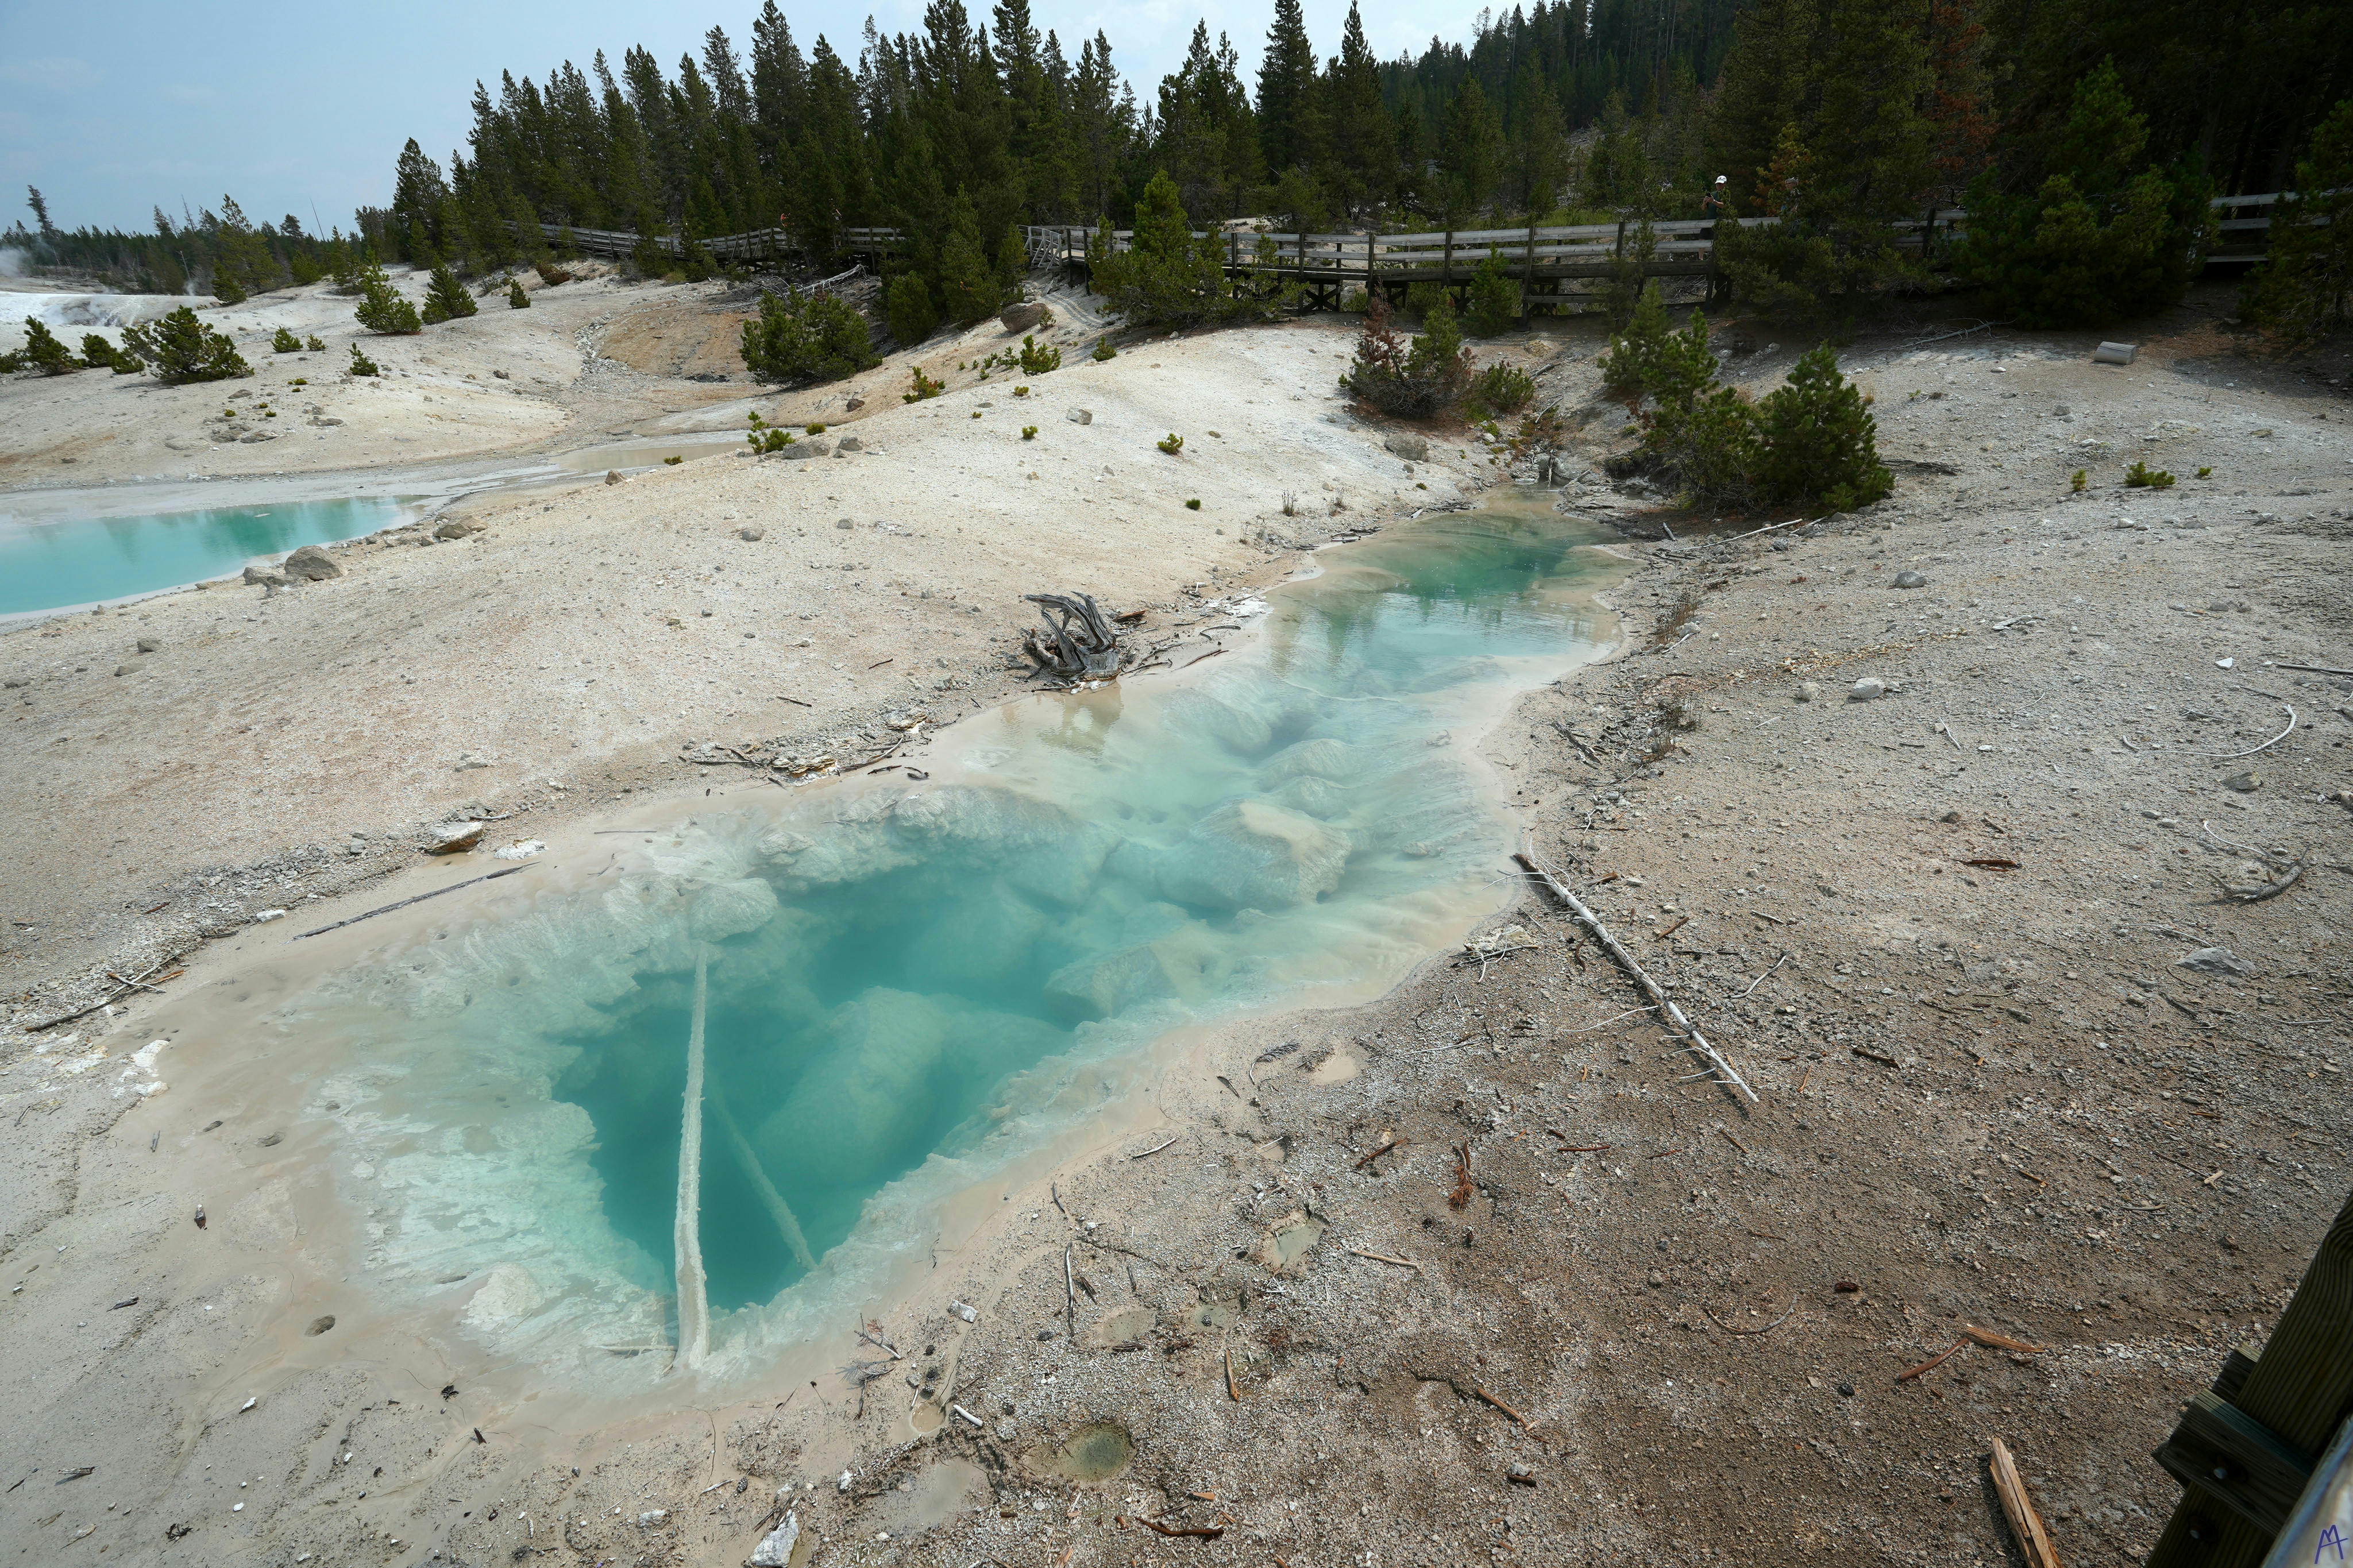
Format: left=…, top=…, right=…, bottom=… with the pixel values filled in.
left=1347, top=1248, right=1423, bottom=1272
left=1702, top=1298, right=1795, bottom=1337
left=1897, top=1341, right=1966, bottom=1381
left=2197, top=700, right=2295, bottom=760
left=1129, top=1134, right=1182, bottom=1160
left=1354, top=1135, right=1407, bottom=1170
left=288, top=866, right=533, bottom=941
left=1475, top=1385, right=1537, bottom=1434
left=1725, top=954, right=1787, bottom=1001
left=1140, top=1519, right=1225, bottom=1539
left=1962, top=1324, right=2043, bottom=1354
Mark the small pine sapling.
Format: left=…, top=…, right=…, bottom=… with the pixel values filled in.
left=663, top=454, right=683, bottom=465
left=1091, top=338, right=1116, bottom=361
left=1464, top=251, right=1521, bottom=337
left=2124, top=460, right=2175, bottom=488
left=1465, top=362, right=1536, bottom=419
left=1184, top=498, right=1201, bottom=510
left=1754, top=346, right=1892, bottom=511
left=21, top=318, right=78, bottom=374
left=745, top=411, right=795, bottom=453
left=141, top=307, right=252, bottom=383
left=304, top=334, right=326, bottom=352
left=419, top=264, right=477, bottom=325
left=902, top=366, right=944, bottom=403
left=2070, top=469, right=2088, bottom=492
left=1157, top=432, right=1185, bottom=454
left=79, top=333, right=138, bottom=373
left=1021, top=425, right=1037, bottom=439
left=2196, top=466, right=2213, bottom=478
left=805, top=423, right=826, bottom=435
left=1017, top=334, right=1061, bottom=374
left=348, top=342, right=380, bottom=377
left=271, top=327, right=302, bottom=353
left=354, top=262, right=422, bottom=335
left=508, top=279, right=530, bottom=309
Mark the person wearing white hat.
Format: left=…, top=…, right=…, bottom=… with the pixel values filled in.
left=1702, top=175, right=1729, bottom=219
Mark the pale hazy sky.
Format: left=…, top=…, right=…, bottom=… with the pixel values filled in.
left=0, top=0, right=1469, bottom=236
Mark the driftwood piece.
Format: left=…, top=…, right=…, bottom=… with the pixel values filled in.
left=1513, top=851, right=1758, bottom=1102
left=1021, top=592, right=1126, bottom=679
left=1989, top=1438, right=2064, bottom=1568
left=673, top=954, right=712, bottom=1371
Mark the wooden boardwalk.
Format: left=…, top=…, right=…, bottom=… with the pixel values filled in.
left=531, top=195, right=2289, bottom=304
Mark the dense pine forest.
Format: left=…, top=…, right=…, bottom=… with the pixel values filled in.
left=4, top=0, right=2348, bottom=337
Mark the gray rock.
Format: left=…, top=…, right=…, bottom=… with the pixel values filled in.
left=1000, top=302, right=1050, bottom=333
left=281, top=545, right=345, bottom=581
left=1893, top=570, right=1927, bottom=588
left=604, top=470, right=623, bottom=485
left=241, top=565, right=288, bottom=588
left=1065, top=407, right=1092, bottom=424
left=136, top=636, right=162, bottom=653
left=2222, top=769, right=2261, bottom=792
left=775, top=438, right=831, bottom=459
left=453, top=753, right=490, bottom=772
left=433, top=518, right=481, bottom=540
left=2092, top=341, right=2138, bottom=365
left=748, top=1513, right=799, bottom=1568
left=2177, top=947, right=2251, bottom=977
left=1383, top=431, right=1430, bottom=462
left=739, top=524, right=765, bottom=541
left=845, top=394, right=865, bottom=411
left=835, top=516, right=857, bottom=530
left=1849, top=677, right=1888, bottom=702
left=114, top=663, right=134, bottom=677
left=836, top=434, right=863, bottom=451
left=1795, top=681, right=1820, bottom=703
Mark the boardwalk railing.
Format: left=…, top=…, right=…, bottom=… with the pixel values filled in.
left=523, top=192, right=2295, bottom=299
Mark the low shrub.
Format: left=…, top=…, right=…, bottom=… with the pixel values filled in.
left=902, top=366, right=944, bottom=403
left=349, top=342, right=380, bottom=376
left=271, top=327, right=302, bottom=353
left=663, top=454, right=683, bottom=465
left=304, top=334, right=326, bottom=352
left=739, top=286, right=877, bottom=384
left=419, top=264, right=478, bottom=325
left=1341, top=295, right=1472, bottom=418
left=1021, top=425, right=1038, bottom=439
left=1465, top=252, right=1521, bottom=336
left=805, top=422, right=827, bottom=435
left=1184, top=497, right=1201, bottom=510
left=1157, top=432, right=1185, bottom=454
left=121, top=308, right=252, bottom=383
left=1090, top=338, right=1117, bottom=362
left=20, top=318, right=78, bottom=374
left=2124, top=460, right=2175, bottom=488
left=508, top=279, right=531, bottom=309
left=1465, top=362, right=1536, bottom=419
left=354, top=262, right=421, bottom=335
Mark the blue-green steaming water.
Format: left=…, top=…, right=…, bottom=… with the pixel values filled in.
left=302, top=500, right=1621, bottom=1373
left=0, top=496, right=416, bottom=614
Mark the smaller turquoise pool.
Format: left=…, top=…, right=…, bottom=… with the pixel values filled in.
left=0, top=496, right=417, bottom=615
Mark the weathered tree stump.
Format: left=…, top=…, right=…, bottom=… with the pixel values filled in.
left=1021, top=592, right=1127, bottom=679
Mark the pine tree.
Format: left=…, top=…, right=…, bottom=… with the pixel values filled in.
left=2242, top=99, right=2353, bottom=345
left=1436, top=78, right=1505, bottom=228
left=1754, top=346, right=1891, bottom=509
left=138, top=307, right=253, bottom=383
left=354, top=261, right=423, bottom=334
left=885, top=272, right=940, bottom=343
left=1321, top=3, right=1393, bottom=219
left=508, top=277, right=531, bottom=308
left=420, top=263, right=479, bottom=324
left=349, top=342, right=381, bottom=376
left=271, top=326, right=302, bottom=353
left=1465, top=250, right=1520, bottom=335
left=21, top=318, right=78, bottom=374
left=1257, top=0, right=1320, bottom=179
left=936, top=195, right=1000, bottom=323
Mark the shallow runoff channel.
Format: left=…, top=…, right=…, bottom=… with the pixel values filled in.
left=148, top=493, right=1626, bottom=1391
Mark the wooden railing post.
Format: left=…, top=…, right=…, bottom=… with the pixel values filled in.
left=2148, top=1184, right=2353, bottom=1567
left=1522, top=221, right=1537, bottom=326
left=1443, top=227, right=1455, bottom=290
left=1365, top=231, right=1375, bottom=302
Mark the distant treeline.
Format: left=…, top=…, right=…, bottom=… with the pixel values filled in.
left=1, top=190, right=356, bottom=302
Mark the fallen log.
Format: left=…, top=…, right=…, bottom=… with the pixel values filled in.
left=1021, top=592, right=1127, bottom=679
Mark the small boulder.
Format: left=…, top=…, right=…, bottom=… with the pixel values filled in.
left=836, top=434, right=863, bottom=452
left=1795, top=681, right=1820, bottom=704
left=1000, top=302, right=1050, bottom=333
left=1849, top=677, right=1888, bottom=702
left=845, top=394, right=865, bottom=411
left=604, top=469, right=623, bottom=486
left=281, top=545, right=345, bottom=582
left=1383, top=431, right=1430, bottom=461
left=1893, top=570, right=1927, bottom=588
left=749, top=1513, right=800, bottom=1568
left=777, top=438, right=831, bottom=459
left=2092, top=341, right=2138, bottom=365
left=1065, top=408, right=1092, bottom=425
left=834, top=516, right=856, bottom=530
left=136, top=636, right=163, bottom=653
left=433, top=518, right=482, bottom=540
left=2177, top=947, right=2251, bottom=977
left=2222, top=769, right=2261, bottom=793
left=427, top=821, right=485, bottom=853
left=739, top=524, right=765, bottom=541
left=242, top=565, right=288, bottom=588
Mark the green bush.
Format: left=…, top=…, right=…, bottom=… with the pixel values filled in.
left=1185, top=497, right=1202, bottom=509
left=1753, top=347, right=1892, bottom=511
left=79, top=333, right=140, bottom=373
left=2124, top=460, right=2175, bottom=488
left=738, top=286, right=877, bottom=384
left=2242, top=98, right=2353, bottom=345
left=1402, top=281, right=1449, bottom=319
left=304, top=334, right=326, bottom=352
left=420, top=264, right=478, bottom=325
left=884, top=274, right=938, bottom=346
left=745, top=411, right=795, bottom=452
left=354, top=262, right=422, bottom=334
left=213, top=270, right=248, bottom=306
left=1342, top=295, right=1473, bottom=418
left=508, top=279, right=531, bottom=309
left=1465, top=252, right=1521, bottom=336
left=1157, top=432, right=1185, bottom=454
left=1961, top=62, right=2211, bottom=328
left=902, top=365, right=944, bottom=403
left=1597, top=282, right=1675, bottom=395
left=1465, top=362, right=1536, bottom=419
left=1018, top=334, right=1061, bottom=374
left=1091, top=337, right=1117, bottom=362
left=20, top=318, right=78, bottom=374
left=125, top=307, right=252, bottom=383
left=1021, top=424, right=1038, bottom=439
left=349, top=342, right=380, bottom=376
left=271, top=327, right=302, bottom=353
